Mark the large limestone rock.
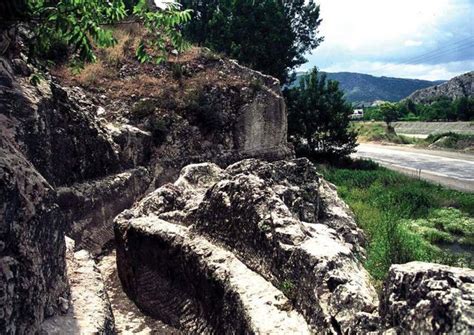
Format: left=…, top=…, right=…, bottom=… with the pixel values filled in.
left=380, top=262, right=474, bottom=334
left=0, top=30, right=151, bottom=332
left=147, top=60, right=294, bottom=186
left=115, top=158, right=378, bottom=333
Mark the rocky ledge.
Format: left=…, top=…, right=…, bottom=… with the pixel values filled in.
left=115, top=158, right=377, bottom=333
left=381, top=262, right=474, bottom=333
left=115, top=158, right=474, bottom=334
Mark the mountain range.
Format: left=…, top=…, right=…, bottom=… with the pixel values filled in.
left=290, top=71, right=445, bottom=105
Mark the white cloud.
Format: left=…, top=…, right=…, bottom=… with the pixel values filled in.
left=316, top=0, right=455, bottom=53
left=153, top=0, right=178, bottom=10
left=404, top=40, right=424, bottom=47
left=301, top=0, right=473, bottom=80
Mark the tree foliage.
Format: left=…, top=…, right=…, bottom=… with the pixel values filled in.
left=363, top=97, right=474, bottom=122
left=29, top=0, right=127, bottom=64
left=379, top=102, right=400, bottom=128
left=285, top=68, right=357, bottom=160
left=133, top=0, right=192, bottom=64
left=179, top=0, right=323, bottom=83
left=5, top=0, right=191, bottom=66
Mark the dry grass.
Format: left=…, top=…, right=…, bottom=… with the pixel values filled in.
left=52, top=24, right=252, bottom=118
left=102, top=24, right=142, bottom=67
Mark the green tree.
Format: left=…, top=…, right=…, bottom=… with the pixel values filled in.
left=179, top=0, right=323, bottom=83
left=454, top=97, right=474, bottom=121
left=4, top=0, right=191, bottom=66
left=284, top=68, right=357, bottom=160
left=380, top=102, right=400, bottom=130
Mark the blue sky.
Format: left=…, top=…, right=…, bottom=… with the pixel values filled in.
left=300, top=0, right=474, bottom=80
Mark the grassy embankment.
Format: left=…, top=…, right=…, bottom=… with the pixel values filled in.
left=352, top=121, right=474, bottom=152
left=319, top=160, right=474, bottom=281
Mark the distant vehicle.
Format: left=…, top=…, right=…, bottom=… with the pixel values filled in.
left=350, top=109, right=364, bottom=120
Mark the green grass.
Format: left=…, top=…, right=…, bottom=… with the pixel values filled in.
left=351, top=122, right=417, bottom=145
left=319, top=161, right=474, bottom=280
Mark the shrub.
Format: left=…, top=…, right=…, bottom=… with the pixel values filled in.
left=144, top=116, right=169, bottom=146
left=185, top=90, right=227, bottom=132
left=279, top=280, right=295, bottom=299
left=131, top=99, right=156, bottom=118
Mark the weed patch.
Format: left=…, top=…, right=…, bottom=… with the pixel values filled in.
left=319, top=161, right=474, bottom=280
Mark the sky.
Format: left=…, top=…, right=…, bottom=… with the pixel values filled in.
left=300, top=0, right=474, bottom=80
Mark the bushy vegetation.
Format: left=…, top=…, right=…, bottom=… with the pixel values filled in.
left=352, top=122, right=416, bottom=144
left=285, top=68, right=357, bottom=160
left=320, top=162, right=474, bottom=280
left=425, top=132, right=474, bottom=151
left=179, top=0, right=323, bottom=83
left=363, top=96, right=474, bottom=122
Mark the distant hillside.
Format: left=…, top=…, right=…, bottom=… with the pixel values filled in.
left=407, top=71, right=474, bottom=103
left=290, top=71, right=444, bottom=104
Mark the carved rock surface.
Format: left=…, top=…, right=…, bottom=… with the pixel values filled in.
left=57, top=167, right=151, bottom=255
left=115, top=158, right=378, bottom=333
left=40, top=238, right=115, bottom=334
left=381, top=262, right=474, bottom=334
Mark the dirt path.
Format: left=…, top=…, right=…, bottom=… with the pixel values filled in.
left=97, top=250, right=181, bottom=334
left=354, top=143, right=474, bottom=192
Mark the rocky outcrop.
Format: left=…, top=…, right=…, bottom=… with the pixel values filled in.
left=115, top=158, right=378, bottom=333
left=380, top=262, right=474, bottom=334
left=146, top=58, right=294, bottom=186
left=407, top=71, right=474, bottom=103
left=115, top=159, right=474, bottom=333
left=0, top=28, right=149, bottom=333
left=0, top=134, right=68, bottom=334
left=54, top=45, right=294, bottom=187
left=1, top=61, right=122, bottom=187
left=1, top=26, right=296, bottom=333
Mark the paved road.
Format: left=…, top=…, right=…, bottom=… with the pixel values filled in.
left=354, top=143, right=474, bottom=192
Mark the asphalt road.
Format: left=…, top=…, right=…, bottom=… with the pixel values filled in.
left=354, top=143, right=474, bottom=192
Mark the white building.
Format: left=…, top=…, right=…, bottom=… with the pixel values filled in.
left=350, top=109, right=364, bottom=120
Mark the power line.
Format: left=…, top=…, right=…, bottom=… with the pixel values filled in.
left=398, top=41, right=474, bottom=65
left=372, top=39, right=474, bottom=75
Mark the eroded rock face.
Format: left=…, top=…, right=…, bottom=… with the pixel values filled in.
left=381, top=262, right=474, bottom=334
left=0, top=62, right=122, bottom=187
left=0, top=32, right=150, bottom=332
left=57, top=167, right=152, bottom=255
left=408, top=71, right=473, bottom=103
left=115, top=158, right=378, bottom=333
left=0, top=136, right=68, bottom=334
